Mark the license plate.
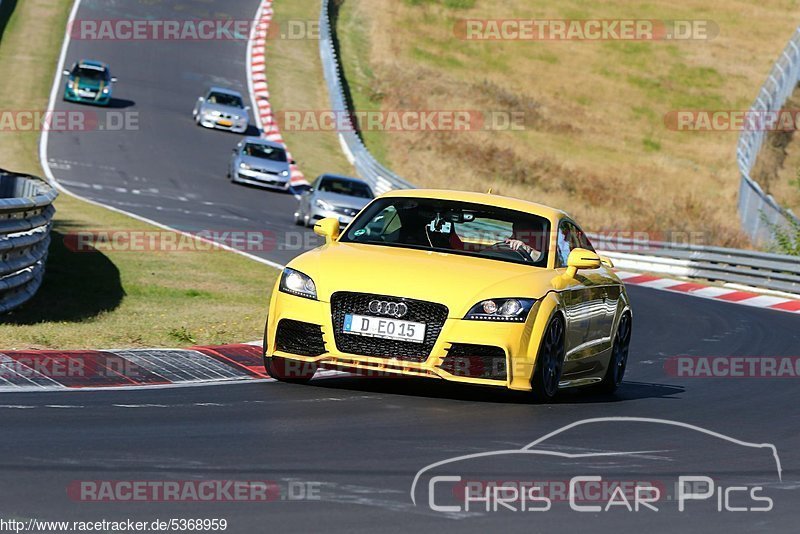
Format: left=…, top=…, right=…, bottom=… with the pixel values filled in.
left=217, top=119, right=233, bottom=127
left=343, top=314, right=426, bottom=344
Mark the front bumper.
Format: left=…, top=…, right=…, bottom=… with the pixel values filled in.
left=308, top=206, right=356, bottom=226
left=265, top=291, right=541, bottom=391
left=63, top=87, right=111, bottom=106
left=234, top=169, right=290, bottom=190
left=199, top=114, right=247, bottom=133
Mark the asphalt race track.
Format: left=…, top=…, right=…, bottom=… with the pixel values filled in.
left=45, top=0, right=318, bottom=265
left=3, top=0, right=798, bottom=532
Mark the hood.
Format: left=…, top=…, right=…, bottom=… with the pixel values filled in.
left=288, top=242, right=559, bottom=317
left=314, top=191, right=372, bottom=210
left=239, top=154, right=289, bottom=172
left=201, top=102, right=246, bottom=118
left=75, top=76, right=105, bottom=90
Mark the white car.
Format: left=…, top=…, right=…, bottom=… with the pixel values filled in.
left=193, top=87, right=249, bottom=133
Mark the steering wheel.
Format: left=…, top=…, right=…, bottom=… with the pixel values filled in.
left=485, top=241, right=535, bottom=263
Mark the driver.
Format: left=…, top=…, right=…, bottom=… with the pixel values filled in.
left=503, top=220, right=543, bottom=259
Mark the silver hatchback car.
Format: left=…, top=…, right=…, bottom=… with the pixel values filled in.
left=294, top=174, right=374, bottom=227
left=228, top=137, right=294, bottom=190
left=193, top=87, right=249, bottom=133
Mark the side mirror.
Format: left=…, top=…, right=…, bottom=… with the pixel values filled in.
left=110, top=77, right=118, bottom=83
left=313, top=217, right=340, bottom=243
left=62, top=70, right=71, bottom=76
left=600, top=255, right=614, bottom=268
left=198, top=96, right=204, bottom=102
left=290, top=159, right=297, bottom=165
left=564, top=248, right=601, bottom=279
left=244, top=105, right=251, bottom=111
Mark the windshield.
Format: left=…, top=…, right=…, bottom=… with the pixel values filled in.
left=341, top=197, right=550, bottom=266
left=73, top=66, right=108, bottom=81
left=243, top=143, right=287, bottom=162
left=207, top=92, right=243, bottom=108
left=318, top=177, right=373, bottom=199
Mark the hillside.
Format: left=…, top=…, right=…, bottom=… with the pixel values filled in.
left=335, top=0, right=800, bottom=247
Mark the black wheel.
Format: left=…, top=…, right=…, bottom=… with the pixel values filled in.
left=264, top=355, right=317, bottom=384
left=598, top=312, right=632, bottom=393
left=531, top=315, right=565, bottom=402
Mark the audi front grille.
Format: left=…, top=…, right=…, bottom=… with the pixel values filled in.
left=330, top=292, right=449, bottom=362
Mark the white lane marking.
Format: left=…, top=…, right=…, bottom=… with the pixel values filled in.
left=113, top=404, right=169, bottom=408
left=0, top=378, right=274, bottom=394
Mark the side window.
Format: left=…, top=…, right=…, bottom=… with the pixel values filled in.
left=572, top=223, right=595, bottom=252
left=556, top=220, right=594, bottom=267
left=556, top=221, right=573, bottom=268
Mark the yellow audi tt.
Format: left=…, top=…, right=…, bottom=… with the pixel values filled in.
left=263, top=189, right=632, bottom=402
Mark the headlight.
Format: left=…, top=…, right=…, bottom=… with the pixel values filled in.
left=315, top=199, right=334, bottom=211
left=280, top=170, right=289, bottom=177
left=102, top=86, right=110, bottom=94
left=279, top=268, right=317, bottom=300
left=239, top=162, right=251, bottom=170
left=464, top=298, right=535, bottom=322
left=209, top=110, right=221, bottom=117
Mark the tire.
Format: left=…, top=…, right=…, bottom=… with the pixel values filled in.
left=531, top=315, right=565, bottom=403
left=264, top=355, right=317, bottom=384
left=598, top=312, right=632, bottom=393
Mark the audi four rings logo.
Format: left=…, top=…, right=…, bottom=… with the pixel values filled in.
left=368, top=300, right=408, bottom=318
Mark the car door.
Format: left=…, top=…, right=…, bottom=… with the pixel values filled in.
left=555, top=219, right=608, bottom=377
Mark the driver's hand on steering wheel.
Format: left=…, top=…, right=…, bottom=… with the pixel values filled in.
left=504, top=238, right=533, bottom=253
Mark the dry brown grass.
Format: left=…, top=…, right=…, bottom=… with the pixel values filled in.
left=338, top=0, right=800, bottom=247
left=766, top=90, right=800, bottom=215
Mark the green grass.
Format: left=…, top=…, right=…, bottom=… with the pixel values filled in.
left=0, top=0, right=278, bottom=349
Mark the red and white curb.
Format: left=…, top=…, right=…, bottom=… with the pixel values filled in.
left=247, top=0, right=308, bottom=188
left=0, top=343, right=356, bottom=392
left=0, top=344, right=269, bottom=392
left=617, top=271, right=800, bottom=314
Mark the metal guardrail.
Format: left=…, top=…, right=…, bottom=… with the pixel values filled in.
left=590, top=234, right=800, bottom=295
left=737, top=27, right=800, bottom=244
left=318, top=0, right=413, bottom=195
left=0, top=170, right=57, bottom=314
left=317, top=1, right=800, bottom=295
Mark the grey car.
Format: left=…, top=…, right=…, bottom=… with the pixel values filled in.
left=294, top=174, right=374, bottom=227
left=228, top=137, right=294, bottom=190
left=193, top=87, right=249, bottom=133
